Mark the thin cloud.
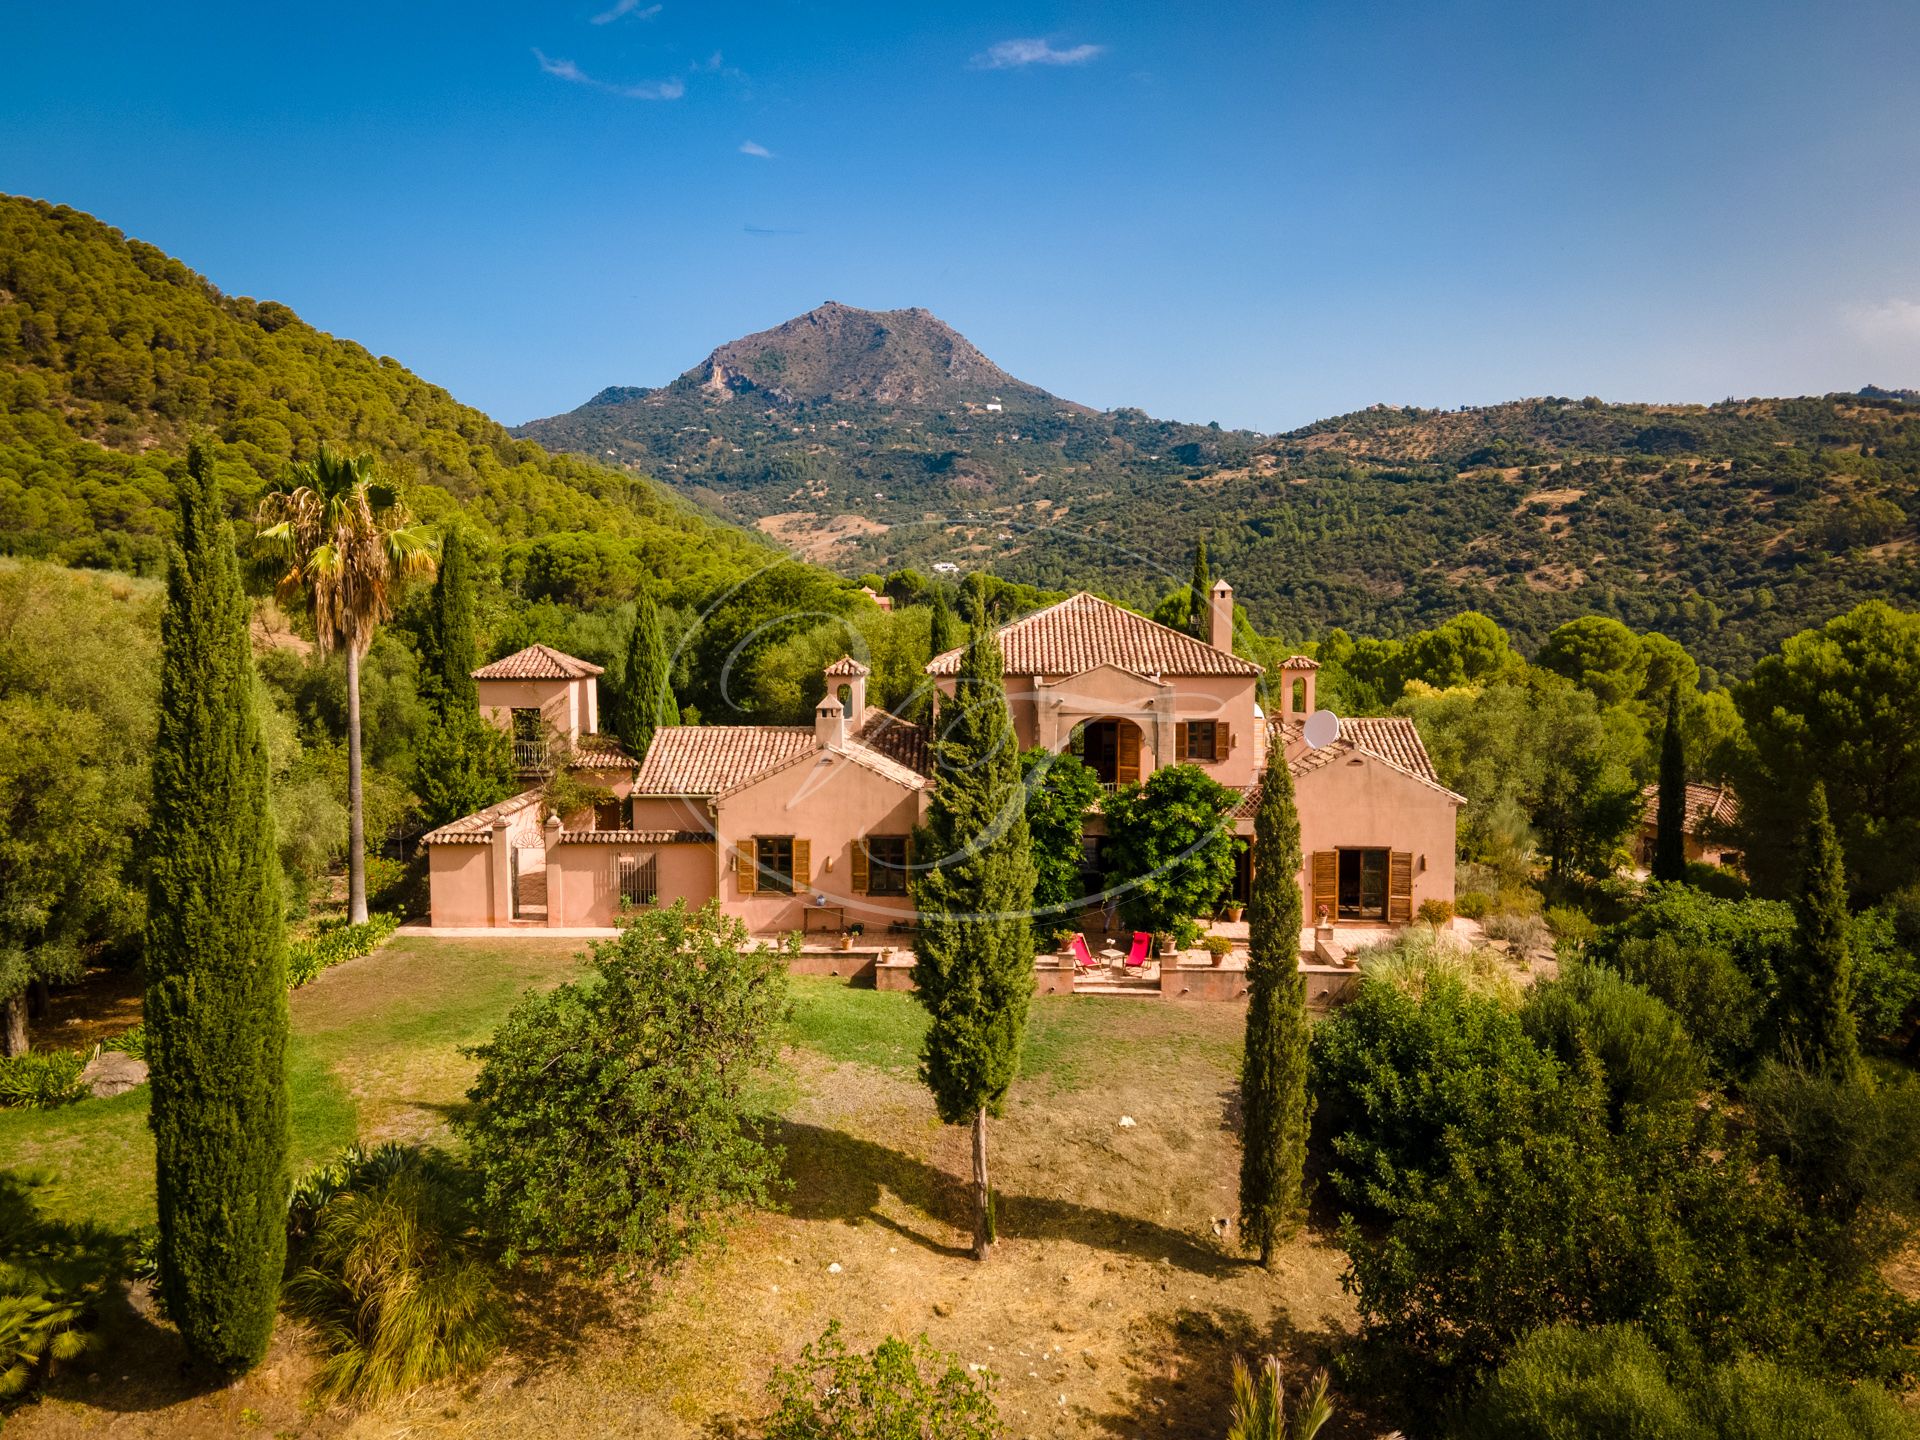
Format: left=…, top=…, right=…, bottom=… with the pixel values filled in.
left=971, top=38, right=1104, bottom=70
left=739, top=140, right=774, bottom=159
left=589, top=0, right=661, bottom=23
left=534, top=48, right=684, bottom=99
left=1848, top=298, right=1920, bottom=340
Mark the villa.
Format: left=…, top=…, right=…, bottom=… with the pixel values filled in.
left=422, top=581, right=1462, bottom=961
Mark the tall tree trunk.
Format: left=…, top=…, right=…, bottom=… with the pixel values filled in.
left=971, top=1105, right=993, bottom=1260
left=346, top=643, right=368, bottom=925
left=0, top=992, right=28, bottom=1056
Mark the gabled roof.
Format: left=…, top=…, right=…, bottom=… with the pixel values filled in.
left=1640, top=781, right=1739, bottom=833
left=632, top=713, right=932, bottom=799
left=824, top=655, right=872, bottom=677
left=1279, top=654, right=1320, bottom=670
left=421, top=789, right=541, bottom=845
left=473, top=643, right=603, bottom=681
left=925, top=591, right=1263, bottom=679
left=1233, top=714, right=1464, bottom=817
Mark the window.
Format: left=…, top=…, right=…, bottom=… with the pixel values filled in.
left=1186, top=721, right=1219, bottom=762
left=864, top=835, right=910, bottom=896
left=757, top=835, right=795, bottom=895
left=1338, top=849, right=1389, bottom=920
left=616, top=853, right=657, bottom=906
left=511, top=708, right=547, bottom=769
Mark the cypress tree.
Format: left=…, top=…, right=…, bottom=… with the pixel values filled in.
left=615, top=588, right=678, bottom=762
left=1238, top=731, right=1310, bottom=1263
left=1189, top=536, right=1212, bottom=640
left=1652, top=685, right=1688, bottom=884
left=1779, top=780, right=1860, bottom=1077
left=912, top=617, right=1037, bottom=1260
left=424, top=522, right=478, bottom=715
left=928, top=589, right=958, bottom=659
left=145, top=442, right=288, bottom=1371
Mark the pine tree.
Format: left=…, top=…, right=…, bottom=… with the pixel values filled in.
left=1189, top=536, right=1212, bottom=640
left=912, top=617, right=1037, bottom=1260
left=1238, top=732, right=1310, bottom=1263
left=145, top=442, right=289, bottom=1371
left=1779, top=781, right=1860, bottom=1077
left=1652, top=685, right=1688, bottom=884
left=423, top=522, right=478, bottom=714
left=616, top=588, right=678, bottom=761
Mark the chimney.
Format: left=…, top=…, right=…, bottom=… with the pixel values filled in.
left=814, top=693, right=846, bottom=750
left=1278, top=655, right=1319, bottom=719
left=1209, top=579, right=1235, bottom=653
left=823, top=656, right=871, bottom=732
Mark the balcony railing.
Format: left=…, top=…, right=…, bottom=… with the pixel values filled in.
left=513, top=739, right=550, bottom=772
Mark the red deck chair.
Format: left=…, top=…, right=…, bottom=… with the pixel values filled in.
left=1069, top=933, right=1097, bottom=974
left=1125, top=931, right=1153, bottom=967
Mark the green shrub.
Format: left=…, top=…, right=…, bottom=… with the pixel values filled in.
left=1417, top=899, right=1455, bottom=926
left=458, top=901, right=791, bottom=1265
left=1172, top=915, right=1205, bottom=949
left=1601, top=935, right=1761, bottom=1078
left=1483, top=913, right=1550, bottom=953
left=102, top=1025, right=146, bottom=1060
left=0, top=1051, right=88, bottom=1110
left=1542, top=906, right=1597, bottom=948
left=286, top=914, right=399, bottom=989
left=288, top=1142, right=428, bottom=1248
left=1690, top=1355, right=1920, bottom=1439
left=1849, top=907, right=1920, bottom=1045
left=763, top=1320, right=1002, bottom=1440
left=1521, top=964, right=1706, bottom=1123
left=1683, top=861, right=1748, bottom=900
left=1463, top=1324, right=1699, bottom=1440
left=1455, top=891, right=1493, bottom=921
left=1745, top=1061, right=1920, bottom=1222
left=283, top=1147, right=501, bottom=1405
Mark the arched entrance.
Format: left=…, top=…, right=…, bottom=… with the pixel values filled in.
left=1073, top=717, right=1144, bottom=788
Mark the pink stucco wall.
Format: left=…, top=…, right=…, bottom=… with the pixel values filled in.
left=712, top=748, right=927, bottom=934
left=476, top=675, right=598, bottom=743
left=1271, top=750, right=1459, bottom=923
left=545, top=840, right=717, bottom=927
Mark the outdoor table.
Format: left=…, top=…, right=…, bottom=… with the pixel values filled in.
left=802, top=905, right=847, bottom=934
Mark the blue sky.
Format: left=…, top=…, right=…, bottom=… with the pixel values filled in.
left=4, top=1, right=1919, bottom=431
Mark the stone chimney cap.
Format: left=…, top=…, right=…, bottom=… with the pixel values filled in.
left=1211, top=578, right=1233, bottom=593
left=816, top=694, right=845, bottom=713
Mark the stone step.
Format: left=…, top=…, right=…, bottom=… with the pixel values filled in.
left=1072, top=980, right=1163, bottom=999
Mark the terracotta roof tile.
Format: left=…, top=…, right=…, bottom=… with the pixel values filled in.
left=632, top=714, right=934, bottom=799
left=925, top=592, right=1263, bottom=679
left=557, top=829, right=711, bottom=845
left=1232, top=713, right=1462, bottom=818
left=824, top=655, right=872, bottom=677
left=1280, top=654, right=1321, bottom=670
left=1639, top=782, right=1739, bottom=832
left=569, top=733, right=640, bottom=769
left=633, top=726, right=815, bottom=796
left=421, top=789, right=542, bottom=844
left=473, top=643, right=603, bottom=681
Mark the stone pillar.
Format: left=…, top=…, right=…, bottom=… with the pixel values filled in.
left=1149, top=690, right=1178, bottom=776
left=544, top=814, right=566, bottom=928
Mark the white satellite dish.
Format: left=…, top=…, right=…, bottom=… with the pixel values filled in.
left=1302, top=709, right=1340, bottom=749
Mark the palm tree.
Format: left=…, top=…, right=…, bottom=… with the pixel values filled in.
left=1226, top=1356, right=1334, bottom=1440
left=258, top=447, right=436, bottom=923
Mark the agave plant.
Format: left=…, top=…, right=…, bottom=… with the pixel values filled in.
left=1226, top=1355, right=1334, bottom=1440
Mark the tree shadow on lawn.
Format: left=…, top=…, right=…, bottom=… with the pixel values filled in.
left=774, top=1120, right=1241, bottom=1279
left=1078, top=1305, right=1385, bottom=1440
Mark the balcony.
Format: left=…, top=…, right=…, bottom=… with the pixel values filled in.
left=513, top=738, right=550, bottom=773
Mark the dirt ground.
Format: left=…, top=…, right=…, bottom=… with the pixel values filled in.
left=10, top=979, right=1377, bottom=1439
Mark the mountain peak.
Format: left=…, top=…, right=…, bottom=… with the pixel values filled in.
left=670, top=302, right=1068, bottom=410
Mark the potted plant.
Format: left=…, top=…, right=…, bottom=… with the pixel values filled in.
left=1219, top=902, right=1244, bottom=924
left=839, top=922, right=865, bottom=952
left=1155, top=932, right=1177, bottom=957
left=1204, top=935, right=1235, bottom=966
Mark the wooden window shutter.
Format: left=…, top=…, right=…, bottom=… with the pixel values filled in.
left=736, top=839, right=758, bottom=895
left=851, top=839, right=870, bottom=894
left=1175, top=723, right=1189, bottom=762
left=1219, top=721, right=1233, bottom=758
left=1312, top=851, right=1337, bottom=920
left=1389, top=851, right=1414, bottom=924
left=1117, top=726, right=1141, bottom=785
left=792, top=838, right=812, bottom=887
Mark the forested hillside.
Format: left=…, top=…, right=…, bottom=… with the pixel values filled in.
left=525, top=304, right=1920, bottom=675
left=0, top=196, right=774, bottom=600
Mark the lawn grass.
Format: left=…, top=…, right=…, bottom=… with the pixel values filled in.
left=0, top=934, right=586, bottom=1233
